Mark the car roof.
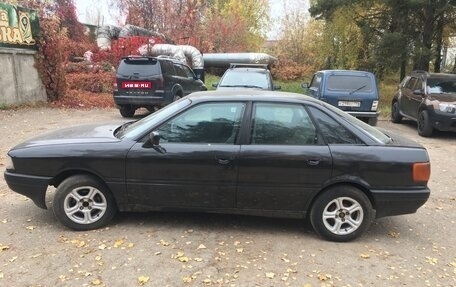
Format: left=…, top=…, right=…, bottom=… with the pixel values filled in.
left=225, top=67, right=270, bottom=74
left=411, top=70, right=456, bottom=79
left=186, top=90, right=321, bottom=104
left=318, top=70, right=374, bottom=76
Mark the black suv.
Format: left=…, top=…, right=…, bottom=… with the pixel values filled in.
left=114, top=56, right=207, bottom=117
left=391, top=71, right=456, bottom=136
left=212, top=64, right=281, bottom=90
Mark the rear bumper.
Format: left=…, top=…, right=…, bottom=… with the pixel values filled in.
left=347, top=111, right=379, bottom=118
left=4, top=171, right=51, bottom=209
left=371, top=188, right=430, bottom=218
left=113, top=91, right=171, bottom=106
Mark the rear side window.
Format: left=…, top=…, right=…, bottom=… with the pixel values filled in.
left=327, top=75, right=372, bottom=92
left=160, top=60, right=175, bottom=76
left=251, top=103, right=318, bottom=145
left=117, top=59, right=160, bottom=76
left=308, top=106, right=364, bottom=144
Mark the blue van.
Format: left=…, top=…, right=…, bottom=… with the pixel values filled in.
left=302, top=70, right=379, bottom=125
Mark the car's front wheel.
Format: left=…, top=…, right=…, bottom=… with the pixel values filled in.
left=310, top=186, right=373, bottom=242
left=417, top=110, right=433, bottom=137
left=119, top=105, right=135, bottom=117
left=391, top=101, right=402, bottom=123
left=53, top=175, right=117, bottom=231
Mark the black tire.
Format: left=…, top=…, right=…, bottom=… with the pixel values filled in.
left=119, top=105, right=135, bottom=117
left=53, top=175, right=117, bottom=231
left=417, top=109, right=433, bottom=137
left=391, top=101, right=402, bottom=123
left=173, top=93, right=182, bottom=102
left=310, top=186, right=373, bottom=242
left=146, top=106, right=157, bottom=113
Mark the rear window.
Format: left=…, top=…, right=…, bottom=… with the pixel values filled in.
left=117, top=58, right=161, bottom=76
left=327, top=75, right=373, bottom=92
left=220, top=70, right=271, bottom=89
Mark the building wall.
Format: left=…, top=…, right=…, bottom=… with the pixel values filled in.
left=0, top=48, right=46, bottom=105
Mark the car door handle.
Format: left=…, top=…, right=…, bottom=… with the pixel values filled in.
left=217, top=158, right=231, bottom=165
left=307, top=159, right=320, bottom=166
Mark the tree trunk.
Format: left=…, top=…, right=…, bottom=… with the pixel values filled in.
left=413, top=3, right=435, bottom=71
left=433, top=14, right=444, bottom=72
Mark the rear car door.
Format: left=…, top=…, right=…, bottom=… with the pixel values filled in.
left=126, top=101, right=246, bottom=209
left=237, top=102, right=333, bottom=212
left=400, top=77, right=418, bottom=117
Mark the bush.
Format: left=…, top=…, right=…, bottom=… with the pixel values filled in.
left=66, top=72, right=115, bottom=93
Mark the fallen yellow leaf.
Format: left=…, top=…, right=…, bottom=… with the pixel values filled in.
left=114, top=239, right=124, bottom=248
left=138, top=276, right=150, bottom=285
left=360, top=253, right=370, bottom=259
left=183, top=276, right=192, bottom=283
left=203, top=278, right=212, bottom=285
left=197, top=244, right=206, bottom=249
left=265, top=272, right=275, bottom=279
left=318, top=274, right=331, bottom=281
left=194, top=258, right=203, bottom=262
left=91, top=278, right=102, bottom=285
left=0, top=272, right=3, bottom=279
left=178, top=256, right=189, bottom=263
left=236, top=248, right=244, bottom=253
left=425, top=256, right=438, bottom=265
left=0, top=245, right=9, bottom=252
left=160, top=240, right=170, bottom=246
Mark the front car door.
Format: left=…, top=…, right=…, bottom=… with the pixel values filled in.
left=126, top=101, right=246, bottom=209
left=237, top=102, right=333, bottom=213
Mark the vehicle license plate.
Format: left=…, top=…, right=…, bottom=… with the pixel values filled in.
left=338, top=101, right=361, bottom=107
left=122, top=82, right=152, bottom=89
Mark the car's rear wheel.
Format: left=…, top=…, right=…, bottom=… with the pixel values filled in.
left=119, top=105, right=135, bottom=117
left=53, top=175, right=117, bottom=231
left=417, top=110, right=433, bottom=137
left=310, top=186, right=373, bottom=242
left=391, top=101, right=402, bottom=123
left=173, top=93, right=182, bottom=102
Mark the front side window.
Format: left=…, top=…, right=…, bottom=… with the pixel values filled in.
left=251, top=103, right=318, bottom=145
left=157, top=102, right=245, bottom=144
left=310, top=74, right=322, bottom=89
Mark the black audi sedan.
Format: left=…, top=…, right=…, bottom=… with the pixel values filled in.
left=4, top=91, right=431, bottom=242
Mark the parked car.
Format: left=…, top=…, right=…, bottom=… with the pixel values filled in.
left=4, top=90, right=430, bottom=242
left=113, top=56, right=207, bottom=117
left=212, top=64, right=281, bottom=90
left=391, top=70, right=456, bottom=137
left=302, top=70, right=379, bottom=125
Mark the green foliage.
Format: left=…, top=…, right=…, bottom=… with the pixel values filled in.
left=309, top=0, right=456, bottom=75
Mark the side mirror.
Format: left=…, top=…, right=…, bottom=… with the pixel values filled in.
left=413, top=89, right=424, bottom=96
left=212, top=82, right=219, bottom=88
left=149, top=131, right=161, bottom=146
left=274, top=85, right=281, bottom=90
left=148, top=131, right=166, bottom=153
left=301, top=83, right=309, bottom=89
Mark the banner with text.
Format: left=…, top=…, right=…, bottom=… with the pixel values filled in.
left=0, top=3, right=39, bottom=50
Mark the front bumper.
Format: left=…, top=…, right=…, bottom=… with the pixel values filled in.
left=4, top=171, right=51, bottom=209
left=429, top=109, right=456, bottom=132
left=371, top=188, right=430, bottom=218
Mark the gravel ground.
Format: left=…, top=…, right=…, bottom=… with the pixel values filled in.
left=0, top=107, right=455, bottom=287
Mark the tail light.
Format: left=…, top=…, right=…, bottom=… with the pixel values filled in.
left=156, top=77, right=164, bottom=89
left=413, top=162, right=430, bottom=183
left=113, top=82, right=118, bottom=90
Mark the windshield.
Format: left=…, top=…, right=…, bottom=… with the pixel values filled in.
left=427, top=78, right=456, bottom=94
left=323, top=103, right=391, bottom=144
left=220, top=70, right=271, bottom=89
left=116, top=99, right=191, bottom=139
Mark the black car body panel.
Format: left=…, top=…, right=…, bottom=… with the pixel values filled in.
left=5, top=91, right=430, bottom=229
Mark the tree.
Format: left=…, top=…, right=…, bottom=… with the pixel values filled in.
left=309, top=0, right=456, bottom=78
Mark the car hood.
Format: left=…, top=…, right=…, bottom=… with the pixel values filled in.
left=428, top=93, right=456, bottom=103
left=12, top=123, right=122, bottom=149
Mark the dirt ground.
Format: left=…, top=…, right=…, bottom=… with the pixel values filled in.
left=0, top=107, right=455, bottom=287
